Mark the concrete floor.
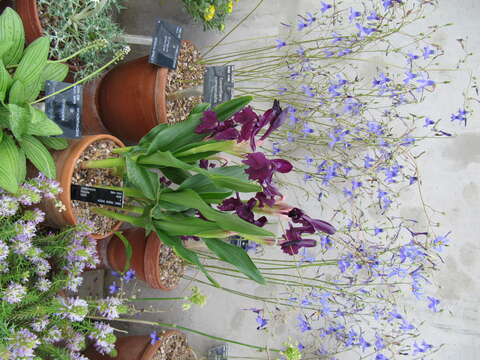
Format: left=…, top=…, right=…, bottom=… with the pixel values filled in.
left=78, top=0, right=480, bottom=358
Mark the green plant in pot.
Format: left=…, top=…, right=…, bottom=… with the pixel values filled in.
left=83, top=96, right=337, bottom=286
left=0, top=7, right=70, bottom=194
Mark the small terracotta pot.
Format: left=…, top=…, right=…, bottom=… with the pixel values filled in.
left=98, top=228, right=180, bottom=290
left=41, top=134, right=124, bottom=240
left=98, top=56, right=168, bottom=144
left=82, top=74, right=110, bottom=135
left=84, top=331, right=189, bottom=360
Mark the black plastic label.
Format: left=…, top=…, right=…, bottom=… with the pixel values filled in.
left=149, top=19, right=183, bottom=69
left=203, top=65, right=234, bottom=107
left=45, top=80, right=82, bottom=139
left=71, top=185, right=124, bottom=208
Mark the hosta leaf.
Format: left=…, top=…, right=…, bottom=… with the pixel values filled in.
left=8, top=79, right=27, bottom=104
left=0, top=59, right=12, bottom=102
left=26, top=105, right=63, bottom=136
left=0, top=8, right=25, bottom=66
left=19, top=135, right=56, bottom=178
left=5, top=103, right=29, bottom=139
left=13, top=37, right=49, bottom=87
left=39, top=62, right=69, bottom=91
left=0, top=134, right=20, bottom=193
left=39, top=136, right=68, bottom=150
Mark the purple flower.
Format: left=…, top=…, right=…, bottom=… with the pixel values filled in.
left=349, top=8, right=361, bottom=23
left=123, top=269, right=136, bottom=282
left=109, top=281, right=119, bottom=294
left=427, top=296, right=440, bottom=312
left=423, top=117, right=435, bottom=127
left=451, top=109, right=468, bottom=125
left=321, top=2, right=332, bottom=13
left=256, top=314, right=269, bottom=330
left=359, top=336, right=371, bottom=352
left=286, top=208, right=336, bottom=235
left=368, top=11, right=380, bottom=20
left=3, top=282, right=26, bottom=304
left=243, top=152, right=292, bottom=184
left=297, top=314, right=312, bottom=332
left=364, top=155, right=375, bottom=168
left=150, top=331, right=161, bottom=344
left=403, top=71, right=417, bottom=84
left=433, top=231, right=451, bottom=252
left=374, top=227, right=384, bottom=236
left=301, top=84, right=315, bottom=97
left=416, top=78, right=435, bottom=91
left=275, top=39, right=286, bottom=49
left=376, top=355, right=389, bottom=360
left=280, top=225, right=317, bottom=255
left=413, top=341, right=433, bottom=354
left=375, top=334, right=385, bottom=350
left=423, top=45, right=435, bottom=59
left=356, top=23, right=376, bottom=36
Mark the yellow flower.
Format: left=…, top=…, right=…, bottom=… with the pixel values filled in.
left=227, top=0, right=233, bottom=13
left=204, top=4, right=216, bottom=21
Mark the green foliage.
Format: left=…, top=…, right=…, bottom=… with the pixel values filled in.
left=0, top=7, right=69, bottom=193
left=37, top=0, right=127, bottom=80
left=181, top=0, right=235, bottom=31
left=86, top=96, right=268, bottom=286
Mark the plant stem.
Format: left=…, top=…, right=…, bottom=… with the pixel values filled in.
left=83, top=157, right=124, bottom=169
left=87, top=316, right=281, bottom=353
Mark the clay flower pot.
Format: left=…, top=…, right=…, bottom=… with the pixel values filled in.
left=97, top=56, right=168, bottom=144
left=41, top=134, right=124, bottom=240
left=15, top=0, right=42, bottom=44
left=98, top=228, right=181, bottom=290
left=84, top=331, right=194, bottom=360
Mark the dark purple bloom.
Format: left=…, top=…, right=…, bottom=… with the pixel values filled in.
left=195, top=111, right=218, bottom=134
left=280, top=225, right=317, bottom=255
left=286, top=208, right=336, bottom=235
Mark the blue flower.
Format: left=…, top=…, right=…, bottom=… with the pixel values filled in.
left=416, top=78, right=435, bottom=91
left=123, top=269, right=135, bottom=282
left=356, top=23, right=376, bottom=37
left=320, top=235, right=332, bottom=250
left=349, top=8, right=361, bottom=23
left=275, top=39, right=286, bottom=49
left=407, top=52, right=419, bottom=64
left=108, top=281, right=119, bottom=295
left=256, top=314, right=268, bottom=330
left=278, top=87, right=287, bottom=95
left=297, top=314, right=312, bottom=332
left=413, top=341, right=433, bottom=354
left=400, top=320, right=415, bottom=331
left=150, top=331, right=160, bottom=344
left=376, top=355, right=389, bottom=360
left=302, top=122, right=314, bottom=136
left=359, top=336, right=371, bottom=352
left=427, top=296, right=440, bottom=312
left=375, top=334, right=385, bottom=350
left=297, top=20, right=308, bottom=31
left=364, top=155, right=375, bottom=168
left=320, top=2, right=332, bottom=13
left=272, top=142, right=281, bottom=155
left=367, top=11, right=380, bottom=20
left=423, top=45, right=435, bottom=59
left=433, top=231, right=451, bottom=252
left=401, top=137, right=415, bottom=146
left=451, top=109, right=468, bottom=125
left=423, top=117, right=435, bottom=127
left=301, top=84, right=315, bottom=97
left=374, top=227, right=384, bottom=236
left=403, top=71, right=417, bottom=84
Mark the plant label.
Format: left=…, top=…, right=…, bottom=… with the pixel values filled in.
left=207, top=344, right=228, bottom=360
left=229, top=235, right=250, bottom=250
left=71, top=185, right=124, bottom=208
left=150, top=19, right=183, bottom=69
left=203, top=65, right=234, bottom=106
left=45, top=80, right=83, bottom=139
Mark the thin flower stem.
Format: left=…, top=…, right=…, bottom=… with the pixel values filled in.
left=87, top=316, right=281, bottom=353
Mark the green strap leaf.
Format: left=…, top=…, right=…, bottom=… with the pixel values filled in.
left=213, top=96, right=253, bottom=122
left=125, top=156, right=159, bottom=201
left=114, top=231, right=133, bottom=273
left=19, top=135, right=56, bottom=178
left=153, top=224, right=219, bottom=287
left=139, top=150, right=261, bottom=193
left=153, top=215, right=223, bottom=236
left=160, top=189, right=273, bottom=237
left=25, top=105, right=63, bottom=136
left=145, top=104, right=210, bottom=155
left=0, top=134, right=20, bottom=193
left=173, top=140, right=234, bottom=158
left=0, top=7, right=25, bottom=66
left=177, top=174, right=232, bottom=202
left=204, top=238, right=266, bottom=284
left=13, top=36, right=50, bottom=87
left=39, top=136, right=68, bottom=150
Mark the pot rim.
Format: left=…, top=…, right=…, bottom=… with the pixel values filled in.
left=140, top=330, right=187, bottom=360
left=60, top=134, right=125, bottom=240
left=144, top=232, right=183, bottom=290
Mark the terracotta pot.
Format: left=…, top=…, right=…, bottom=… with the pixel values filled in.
left=84, top=331, right=189, bottom=360
left=41, top=134, right=124, bottom=240
left=82, top=74, right=110, bottom=135
left=98, top=56, right=168, bottom=144
left=98, top=228, right=180, bottom=290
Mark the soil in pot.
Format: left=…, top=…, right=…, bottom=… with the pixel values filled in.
left=72, top=139, right=122, bottom=236
left=158, top=243, right=185, bottom=289
left=151, top=332, right=195, bottom=360
left=165, top=41, right=205, bottom=124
